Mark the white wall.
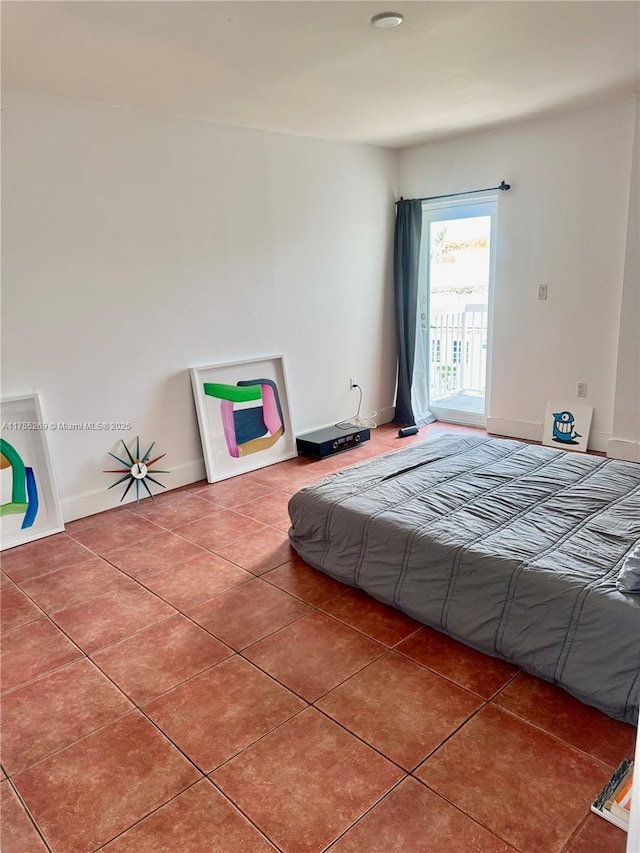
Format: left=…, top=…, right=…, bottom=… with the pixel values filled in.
left=1, top=90, right=398, bottom=519
left=399, top=100, right=637, bottom=452
left=611, top=98, right=640, bottom=462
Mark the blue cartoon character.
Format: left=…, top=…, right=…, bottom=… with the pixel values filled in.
left=552, top=411, right=581, bottom=445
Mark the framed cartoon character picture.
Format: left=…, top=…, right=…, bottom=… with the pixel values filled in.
left=542, top=401, right=593, bottom=453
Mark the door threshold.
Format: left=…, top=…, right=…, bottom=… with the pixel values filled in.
left=430, top=407, right=487, bottom=429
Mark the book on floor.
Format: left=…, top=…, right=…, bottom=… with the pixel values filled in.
left=591, top=758, right=634, bottom=831
left=610, top=777, right=632, bottom=822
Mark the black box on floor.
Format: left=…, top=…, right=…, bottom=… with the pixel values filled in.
left=296, top=424, right=370, bottom=458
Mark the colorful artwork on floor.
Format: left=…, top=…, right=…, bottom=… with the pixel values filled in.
left=0, top=438, right=39, bottom=528
left=191, top=356, right=296, bottom=482
left=203, top=379, right=285, bottom=458
left=1, top=394, right=64, bottom=550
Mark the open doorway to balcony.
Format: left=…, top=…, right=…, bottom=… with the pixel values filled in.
left=421, top=197, right=497, bottom=427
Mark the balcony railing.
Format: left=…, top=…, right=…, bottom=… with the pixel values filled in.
left=429, top=305, right=488, bottom=403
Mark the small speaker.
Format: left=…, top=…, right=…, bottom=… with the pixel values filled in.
left=398, top=426, right=419, bottom=438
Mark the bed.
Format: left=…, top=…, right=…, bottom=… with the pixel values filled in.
left=288, top=433, right=640, bottom=724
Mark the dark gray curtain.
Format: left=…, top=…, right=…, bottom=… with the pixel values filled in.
left=393, top=199, right=423, bottom=424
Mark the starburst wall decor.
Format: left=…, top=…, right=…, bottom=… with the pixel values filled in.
left=104, top=437, right=169, bottom=504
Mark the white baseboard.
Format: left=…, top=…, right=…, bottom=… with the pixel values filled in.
left=486, top=417, right=610, bottom=453
left=62, top=459, right=207, bottom=522
left=584, top=431, right=610, bottom=453
left=486, top=417, right=543, bottom=443
left=431, top=409, right=485, bottom=429
left=376, top=406, right=395, bottom=425
left=607, top=437, right=640, bottom=463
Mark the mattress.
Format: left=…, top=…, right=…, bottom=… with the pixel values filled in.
left=288, top=433, right=640, bottom=724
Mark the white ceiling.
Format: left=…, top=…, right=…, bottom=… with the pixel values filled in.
left=2, top=1, right=639, bottom=149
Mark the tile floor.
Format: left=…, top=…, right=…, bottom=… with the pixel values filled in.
left=0, top=423, right=635, bottom=852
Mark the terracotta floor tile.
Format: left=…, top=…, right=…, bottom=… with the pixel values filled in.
left=213, top=526, right=294, bottom=575
left=369, top=422, right=404, bottom=442
left=234, top=490, right=293, bottom=529
left=92, top=615, right=232, bottom=704
left=565, top=813, right=628, bottom=852
left=358, top=441, right=398, bottom=460
left=101, top=779, right=275, bottom=852
left=142, top=552, right=252, bottom=610
left=396, top=626, right=518, bottom=697
left=102, top=530, right=206, bottom=579
left=187, top=578, right=311, bottom=650
left=317, top=652, right=482, bottom=769
left=320, top=588, right=422, bottom=647
left=171, top=481, right=210, bottom=494
left=196, top=478, right=275, bottom=508
left=284, top=457, right=342, bottom=483
left=246, top=459, right=320, bottom=491
left=492, top=672, right=636, bottom=768
left=66, top=508, right=162, bottom=554
left=368, top=422, right=399, bottom=439
left=263, top=557, right=349, bottom=606
left=375, top=434, right=421, bottom=450
left=1, top=658, right=133, bottom=776
left=144, top=656, right=305, bottom=772
left=313, top=443, right=389, bottom=473
left=212, top=707, right=403, bottom=853
left=374, top=423, right=480, bottom=449
left=0, top=586, right=43, bottom=633
left=20, top=556, right=134, bottom=614
left=415, top=705, right=614, bottom=852
left=300, top=459, right=357, bottom=484
left=374, top=426, right=427, bottom=449
left=131, top=491, right=221, bottom=530
left=3, top=439, right=629, bottom=853
left=52, top=583, right=176, bottom=652
left=1, top=618, right=83, bottom=694
left=1, top=781, right=48, bottom=853
left=174, top=508, right=266, bottom=550
left=1, top=533, right=93, bottom=584
left=13, top=711, right=200, bottom=853
left=329, top=777, right=515, bottom=853
left=376, top=433, right=426, bottom=450
left=243, top=612, right=385, bottom=701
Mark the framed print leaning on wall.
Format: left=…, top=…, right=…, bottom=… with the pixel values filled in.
left=542, top=400, right=593, bottom=453
left=1, top=394, right=65, bottom=550
left=191, top=355, right=297, bottom=482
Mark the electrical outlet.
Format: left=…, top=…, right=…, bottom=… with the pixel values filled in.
left=350, top=377, right=358, bottom=390
left=537, top=285, right=548, bottom=300
left=576, top=382, right=587, bottom=398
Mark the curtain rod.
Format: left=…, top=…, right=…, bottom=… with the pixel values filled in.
left=396, top=180, right=511, bottom=205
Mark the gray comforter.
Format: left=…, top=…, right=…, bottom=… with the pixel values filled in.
left=288, top=434, right=640, bottom=723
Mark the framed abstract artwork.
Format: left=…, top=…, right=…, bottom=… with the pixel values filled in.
left=191, top=355, right=297, bottom=482
left=542, top=400, right=593, bottom=453
left=1, top=394, right=65, bottom=550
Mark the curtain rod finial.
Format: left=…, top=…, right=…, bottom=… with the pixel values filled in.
left=500, top=180, right=511, bottom=191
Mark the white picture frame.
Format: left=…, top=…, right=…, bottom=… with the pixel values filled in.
left=1, top=394, right=65, bottom=550
left=191, top=355, right=297, bottom=482
left=542, top=400, right=593, bottom=453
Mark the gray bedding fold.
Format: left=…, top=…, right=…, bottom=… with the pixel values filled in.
left=288, top=434, right=640, bottom=724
